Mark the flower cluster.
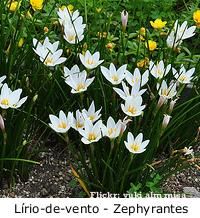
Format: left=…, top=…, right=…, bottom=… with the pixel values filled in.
left=33, top=37, right=66, bottom=67
left=57, top=7, right=86, bottom=44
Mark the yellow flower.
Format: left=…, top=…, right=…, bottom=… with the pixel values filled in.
left=18, top=38, right=24, bottom=47
left=43, top=26, right=49, bottom=33
left=193, top=10, right=200, bottom=27
left=139, top=27, right=146, bottom=36
left=137, top=57, right=149, bottom=68
left=60, top=4, right=74, bottom=13
left=30, top=0, right=44, bottom=11
left=96, top=8, right=102, bottom=13
left=8, top=1, right=21, bottom=12
left=145, top=40, right=157, bottom=51
left=150, top=18, right=167, bottom=29
left=106, top=42, right=115, bottom=51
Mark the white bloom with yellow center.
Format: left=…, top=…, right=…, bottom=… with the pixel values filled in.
left=71, top=110, right=85, bottom=131
left=124, top=132, right=150, bottom=154
left=82, top=101, right=102, bottom=123
left=101, top=116, right=121, bottom=139
left=78, top=119, right=102, bottom=144
left=0, top=83, right=27, bottom=109
left=158, top=80, right=177, bottom=100
left=0, top=75, right=6, bottom=88
left=167, top=20, right=196, bottom=49
left=65, top=71, right=94, bottom=93
left=125, top=68, right=149, bottom=87
left=33, top=37, right=66, bottom=67
left=64, top=65, right=80, bottom=78
left=172, top=65, right=195, bottom=84
left=49, top=110, right=72, bottom=133
left=101, top=63, right=127, bottom=85
left=58, top=8, right=86, bottom=44
left=121, top=96, right=145, bottom=117
left=149, top=60, right=171, bottom=79
left=113, top=81, right=146, bottom=100
left=80, top=50, right=104, bottom=70
left=63, top=17, right=86, bottom=44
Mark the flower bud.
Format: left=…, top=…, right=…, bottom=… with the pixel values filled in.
left=162, top=114, right=171, bottom=129
left=0, top=115, right=5, bottom=132
left=169, top=98, right=178, bottom=113
left=121, top=10, right=128, bottom=32
left=33, top=94, right=38, bottom=102
left=157, top=96, right=167, bottom=108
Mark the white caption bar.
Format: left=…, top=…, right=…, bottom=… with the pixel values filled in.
left=0, top=198, right=199, bottom=218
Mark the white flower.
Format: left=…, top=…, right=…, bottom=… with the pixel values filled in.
left=121, top=96, right=145, bottom=117
left=33, top=37, right=66, bottom=67
left=162, top=114, right=171, bottom=129
left=101, top=116, right=121, bottom=139
left=82, top=101, right=102, bottom=123
left=57, top=8, right=80, bottom=26
left=172, top=65, right=195, bottom=84
left=64, top=65, right=81, bottom=78
left=149, top=60, right=171, bottom=79
left=169, top=98, right=179, bottom=113
left=124, top=132, right=150, bottom=154
left=71, top=110, right=85, bottom=131
left=101, top=63, right=127, bottom=85
left=57, top=8, right=86, bottom=44
left=167, top=20, right=196, bottom=49
left=49, top=110, right=72, bottom=133
left=0, top=83, right=27, bottom=109
left=125, top=68, right=149, bottom=87
left=79, top=119, right=102, bottom=144
left=183, top=146, right=194, bottom=156
left=65, top=71, right=95, bottom=93
left=80, top=50, right=104, bottom=69
left=113, top=81, right=146, bottom=100
left=119, top=117, right=132, bottom=134
left=0, top=76, right=6, bottom=88
left=63, top=17, right=86, bottom=44
left=158, top=80, right=177, bottom=100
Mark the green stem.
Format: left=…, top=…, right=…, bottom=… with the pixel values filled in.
left=120, top=154, right=133, bottom=193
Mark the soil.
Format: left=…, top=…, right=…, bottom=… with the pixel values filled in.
left=0, top=145, right=199, bottom=198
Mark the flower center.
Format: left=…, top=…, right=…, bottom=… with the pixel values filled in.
left=179, top=74, right=187, bottom=82
left=76, top=83, right=86, bottom=91
left=88, top=132, right=97, bottom=141
left=44, top=56, right=54, bottom=65
left=1, top=99, right=9, bottom=106
left=68, top=34, right=76, bottom=42
left=161, top=89, right=169, bottom=97
left=89, top=115, right=95, bottom=121
left=58, top=122, right=67, bottom=129
left=112, top=75, right=119, bottom=82
left=127, top=106, right=137, bottom=115
left=86, top=59, right=94, bottom=65
left=130, top=143, right=140, bottom=152
left=76, top=121, right=84, bottom=129
left=108, top=128, right=116, bottom=136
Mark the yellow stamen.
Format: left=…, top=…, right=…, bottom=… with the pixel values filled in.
left=108, top=128, right=116, bottom=136
left=76, top=122, right=84, bottom=129
left=127, top=106, right=137, bottom=115
left=86, top=59, right=94, bottom=65
left=112, top=75, right=119, bottom=82
left=58, top=122, right=67, bottom=129
left=89, top=115, right=95, bottom=121
left=44, top=56, right=54, bottom=65
left=76, top=83, right=85, bottom=92
left=1, top=99, right=9, bottom=106
left=88, top=132, right=96, bottom=141
left=131, top=144, right=140, bottom=152
left=179, top=74, right=187, bottom=82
